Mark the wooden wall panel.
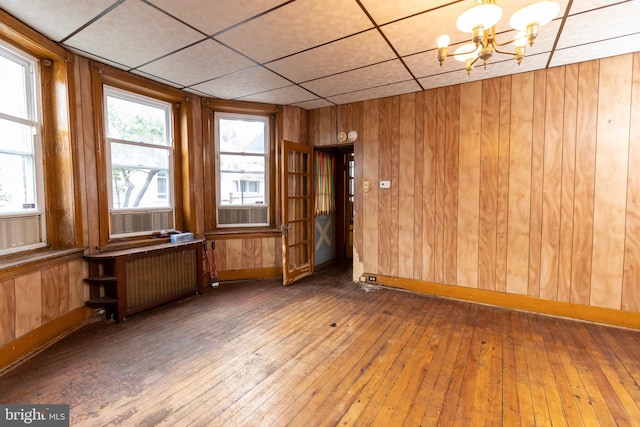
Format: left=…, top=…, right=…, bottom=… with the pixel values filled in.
left=623, top=52, right=640, bottom=313
left=216, top=240, right=227, bottom=271
left=558, top=63, right=579, bottom=303
left=398, top=93, right=416, bottom=279
left=58, top=263, right=70, bottom=315
left=496, top=76, right=512, bottom=293
left=15, top=271, right=42, bottom=338
left=434, top=88, right=447, bottom=283
left=225, top=239, right=244, bottom=270
left=413, top=92, right=424, bottom=280
left=42, top=266, right=61, bottom=324
left=261, top=237, right=276, bottom=268
left=540, top=66, right=565, bottom=301
left=422, top=90, right=437, bottom=282
left=478, top=79, right=500, bottom=291
left=243, top=239, right=255, bottom=270
left=362, top=99, right=379, bottom=274
left=443, top=86, right=459, bottom=285
left=591, top=54, right=633, bottom=309
left=571, top=60, right=598, bottom=306
left=506, top=72, right=534, bottom=296
left=390, top=96, right=400, bottom=278
left=68, top=259, right=85, bottom=310
left=0, top=279, right=15, bottom=346
left=528, top=70, right=546, bottom=298
left=378, top=98, right=392, bottom=274
left=457, top=81, right=481, bottom=288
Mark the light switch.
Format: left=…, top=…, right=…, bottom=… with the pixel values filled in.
left=380, top=180, right=391, bottom=189
left=362, top=179, right=371, bottom=192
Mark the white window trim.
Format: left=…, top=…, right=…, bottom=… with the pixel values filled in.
left=103, top=86, right=175, bottom=238
left=0, top=40, right=46, bottom=255
left=214, top=112, right=270, bottom=228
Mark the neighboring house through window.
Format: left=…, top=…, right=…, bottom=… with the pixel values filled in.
left=215, top=112, right=269, bottom=227
left=0, top=40, right=45, bottom=254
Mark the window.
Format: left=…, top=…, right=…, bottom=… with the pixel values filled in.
left=104, top=86, right=174, bottom=236
left=0, top=41, right=45, bottom=254
left=215, top=112, right=269, bottom=227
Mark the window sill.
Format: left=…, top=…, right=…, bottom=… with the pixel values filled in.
left=0, top=248, right=85, bottom=282
left=206, top=228, right=282, bottom=240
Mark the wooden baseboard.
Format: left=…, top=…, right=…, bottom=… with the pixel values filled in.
left=217, top=267, right=282, bottom=282
left=0, top=307, right=89, bottom=373
left=367, top=274, right=640, bottom=330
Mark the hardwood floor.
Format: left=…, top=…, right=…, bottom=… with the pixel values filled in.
left=1, top=262, right=640, bottom=426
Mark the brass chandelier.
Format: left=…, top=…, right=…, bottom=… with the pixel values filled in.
left=437, top=0, right=560, bottom=75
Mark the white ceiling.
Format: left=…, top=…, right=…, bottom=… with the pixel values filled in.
left=0, top=0, right=638, bottom=110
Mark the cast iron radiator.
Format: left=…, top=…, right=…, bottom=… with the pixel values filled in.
left=125, top=247, right=198, bottom=311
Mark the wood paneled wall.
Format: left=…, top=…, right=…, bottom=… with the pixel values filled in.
left=0, top=258, right=85, bottom=347
left=313, top=52, right=640, bottom=314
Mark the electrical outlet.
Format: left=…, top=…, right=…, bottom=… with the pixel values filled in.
left=368, top=275, right=377, bottom=282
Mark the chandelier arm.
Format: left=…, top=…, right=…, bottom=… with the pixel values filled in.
left=469, top=55, right=482, bottom=67
left=492, top=36, right=521, bottom=48
left=451, top=46, right=481, bottom=59
left=492, top=46, right=519, bottom=56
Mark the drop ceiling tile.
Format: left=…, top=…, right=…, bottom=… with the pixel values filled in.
left=358, top=0, right=453, bottom=26
left=216, top=0, right=373, bottom=63
left=137, top=39, right=255, bottom=87
left=291, top=98, right=335, bottom=110
left=557, top=1, right=640, bottom=49
left=189, top=66, right=291, bottom=99
left=567, top=0, right=623, bottom=15
left=147, top=0, right=287, bottom=35
left=550, top=33, right=640, bottom=68
left=326, top=80, right=421, bottom=105
left=64, top=0, right=204, bottom=68
left=237, top=85, right=317, bottom=105
left=381, top=2, right=473, bottom=57
left=404, top=50, right=470, bottom=80
left=130, top=70, right=184, bottom=88
left=0, top=0, right=113, bottom=41
left=266, top=29, right=396, bottom=83
left=301, top=60, right=414, bottom=98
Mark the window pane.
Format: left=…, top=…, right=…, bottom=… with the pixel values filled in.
left=0, top=53, right=28, bottom=119
left=110, top=141, right=169, bottom=169
left=220, top=153, right=265, bottom=206
left=0, top=118, right=33, bottom=154
left=110, top=142, right=170, bottom=209
left=111, top=166, right=170, bottom=209
left=106, top=95, right=168, bottom=146
left=219, top=118, right=266, bottom=153
left=0, top=152, right=36, bottom=213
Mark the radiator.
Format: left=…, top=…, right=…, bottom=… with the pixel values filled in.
left=125, top=248, right=198, bottom=311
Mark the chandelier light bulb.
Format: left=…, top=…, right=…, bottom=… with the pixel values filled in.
left=437, top=34, right=450, bottom=48
left=453, top=43, right=481, bottom=62
left=456, top=3, right=502, bottom=33
left=509, top=1, right=559, bottom=30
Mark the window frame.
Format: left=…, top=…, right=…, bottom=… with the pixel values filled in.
left=203, top=100, right=278, bottom=233
left=103, top=85, right=175, bottom=238
left=0, top=39, right=46, bottom=255
left=91, top=63, right=189, bottom=248
left=214, top=111, right=270, bottom=228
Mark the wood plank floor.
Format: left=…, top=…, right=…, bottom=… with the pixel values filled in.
left=2, top=262, right=640, bottom=426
